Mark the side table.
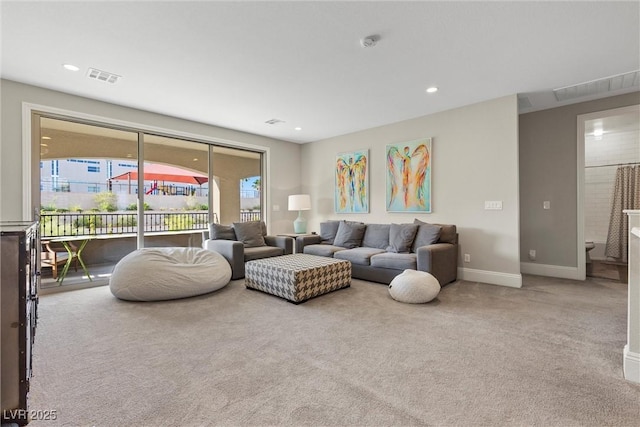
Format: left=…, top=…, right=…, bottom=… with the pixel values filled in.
left=277, top=233, right=317, bottom=253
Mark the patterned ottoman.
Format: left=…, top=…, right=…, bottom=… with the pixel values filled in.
left=245, top=254, right=351, bottom=303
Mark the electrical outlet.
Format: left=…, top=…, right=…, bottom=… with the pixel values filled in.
left=543, top=201, right=550, bottom=210
left=529, top=249, right=536, bottom=261
left=273, top=205, right=280, bottom=211
left=464, top=254, right=471, bottom=263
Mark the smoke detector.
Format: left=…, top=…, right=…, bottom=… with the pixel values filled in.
left=361, top=35, right=379, bottom=48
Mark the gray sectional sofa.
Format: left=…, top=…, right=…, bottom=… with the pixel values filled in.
left=297, top=219, right=458, bottom=285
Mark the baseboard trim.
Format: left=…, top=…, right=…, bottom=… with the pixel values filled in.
left=520, top=262, right=581, bottom=280
left=458, top=267, right=522, bottom=288
left=624, top=345, right=640, bottom=383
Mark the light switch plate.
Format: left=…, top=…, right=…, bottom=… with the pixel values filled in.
left=543, top=201, right=551, bottom=210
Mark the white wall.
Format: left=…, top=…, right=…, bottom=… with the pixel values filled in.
left=300, top=95, right=521, bottom=287
left=0, top=79, right=301, bottom=234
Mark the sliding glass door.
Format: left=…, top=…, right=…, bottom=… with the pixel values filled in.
left=142, top=134, right=210, bottom=248
left=38, top=117, right=139, bottom=287
left=36, top=114, right=264, bottom=288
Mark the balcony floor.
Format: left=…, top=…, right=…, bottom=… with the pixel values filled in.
left=40, top=262, right=116, bottom=294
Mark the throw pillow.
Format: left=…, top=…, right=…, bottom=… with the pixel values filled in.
left=320, top=221, right=341, bottom=244
left=232, top=221, right=266, bottom=247
left=386, top=223, right=419, bottom=253
left=412, top=219, right=443, bottom=251
left=258, top=220, right=267, bottom=236
left=362, top=223, right=390, bottom=249
left=209, top=223, right=236, bottom=241
left=333, top=221, right=366, bottom=249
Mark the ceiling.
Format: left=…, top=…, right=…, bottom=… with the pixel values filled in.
left=2, top=1, right=639, bottom=144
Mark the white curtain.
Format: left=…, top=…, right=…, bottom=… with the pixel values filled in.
left=605, top=166, right=640, bottom=262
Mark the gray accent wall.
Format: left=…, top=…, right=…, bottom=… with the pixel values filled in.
left=0, top=79, right=301, bottom=234
left=519, top=92, right=640, bottom=268
left=300, top=95, right=521, bottom=286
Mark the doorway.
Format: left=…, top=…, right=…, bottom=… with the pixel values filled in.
left=577, top=104, right=640, bottom=281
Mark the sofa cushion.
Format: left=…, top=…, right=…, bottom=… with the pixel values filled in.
left=362, top=223, right=390, bottom=250
left=243, top=245, right=284, bottom=261
left=386, top=223, right=419, bottom=253
left=334, top=247, right=386, bottom=266
left=333, top=221, right=366, bottom=248
left=233, top=221, right=266, bottom=247
left=303, top=244, right=346, bottom=257
left=436, top=224, right=457, bottom=244
left=320, top=221, right=341, bottom=244
left=412, top=220, right=442, bottom=251
left=370, top=252, right=417, bottom=270
left=414, top=219, right=457, bottom=245
left=209, top=223, right=236, bottom=241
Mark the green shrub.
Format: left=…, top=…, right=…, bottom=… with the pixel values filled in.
left=94, top=192, right=118, bottom=212
left=109, top=215, right=137, bottom=231
left=126, top=202, right=151, bottom=211
left=72, top=214, right=103, bottom=231
left=164, top=214, right=193, bottom=231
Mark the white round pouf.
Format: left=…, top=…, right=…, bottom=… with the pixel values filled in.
left=388, top=269, right=440, bottom=303
left=110, top=247, right=232, bottom=301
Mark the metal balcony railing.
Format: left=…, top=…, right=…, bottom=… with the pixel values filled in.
left=40, top=211, right=260, bottom=238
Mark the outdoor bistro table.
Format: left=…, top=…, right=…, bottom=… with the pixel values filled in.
left=45, top=236, right=93, bottom=285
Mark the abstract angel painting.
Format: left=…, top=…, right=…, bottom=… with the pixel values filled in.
left=386, top=138, right=432, bottom=212
left=335, top=149, right=369, bottom=213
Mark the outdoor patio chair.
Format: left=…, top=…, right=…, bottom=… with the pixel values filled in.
left=41, top=240, right=78, bottom=280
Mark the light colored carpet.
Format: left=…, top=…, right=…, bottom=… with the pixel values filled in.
left=29, top=275, right=640, bottom=426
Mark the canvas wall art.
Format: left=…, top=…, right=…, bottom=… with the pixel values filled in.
left=386, top=138, right=432, bottom=212
left=335, top=149, right=369, bottom=213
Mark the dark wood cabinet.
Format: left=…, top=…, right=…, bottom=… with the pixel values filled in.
left=1, top=221, right=39, bottom=425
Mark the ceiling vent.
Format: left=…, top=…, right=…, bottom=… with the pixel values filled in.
left=264, top=118, right=285, bottom=125
left=553, top=70, right=639, bottom=102
left=87, top=67, right=121, bottom=84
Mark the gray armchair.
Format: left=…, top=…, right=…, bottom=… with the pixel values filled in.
left=202, top=221, right=293, bottom=280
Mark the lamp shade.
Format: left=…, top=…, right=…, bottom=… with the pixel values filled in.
left=288, top=194, right=311, bottom=211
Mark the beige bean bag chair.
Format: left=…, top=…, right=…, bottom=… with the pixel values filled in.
left=110, top=247, right=231, bottom=301
left=388, top=269, right=440, bottom=303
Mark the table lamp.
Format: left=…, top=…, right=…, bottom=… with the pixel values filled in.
left=288, top=194, right=311, bottom=233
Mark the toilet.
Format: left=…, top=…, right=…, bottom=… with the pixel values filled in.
left=585, top=241, right=595, bottom=276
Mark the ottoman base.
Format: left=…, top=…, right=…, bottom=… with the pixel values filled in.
left=246, top=283, right=350, bottom=304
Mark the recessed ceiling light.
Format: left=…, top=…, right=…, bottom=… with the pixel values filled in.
left=193, top=158, right=198, bottom=161
left=294, top=127, right=302, bottom=131
left=426, top=87, right=438, bottom=94
left=361, top=35, right=380, bottom=48
left=41, top=136, right=51, bottom=140
left=40, top=143, right=48, bottom=147
left=63, top=64, right=80, bottom=72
